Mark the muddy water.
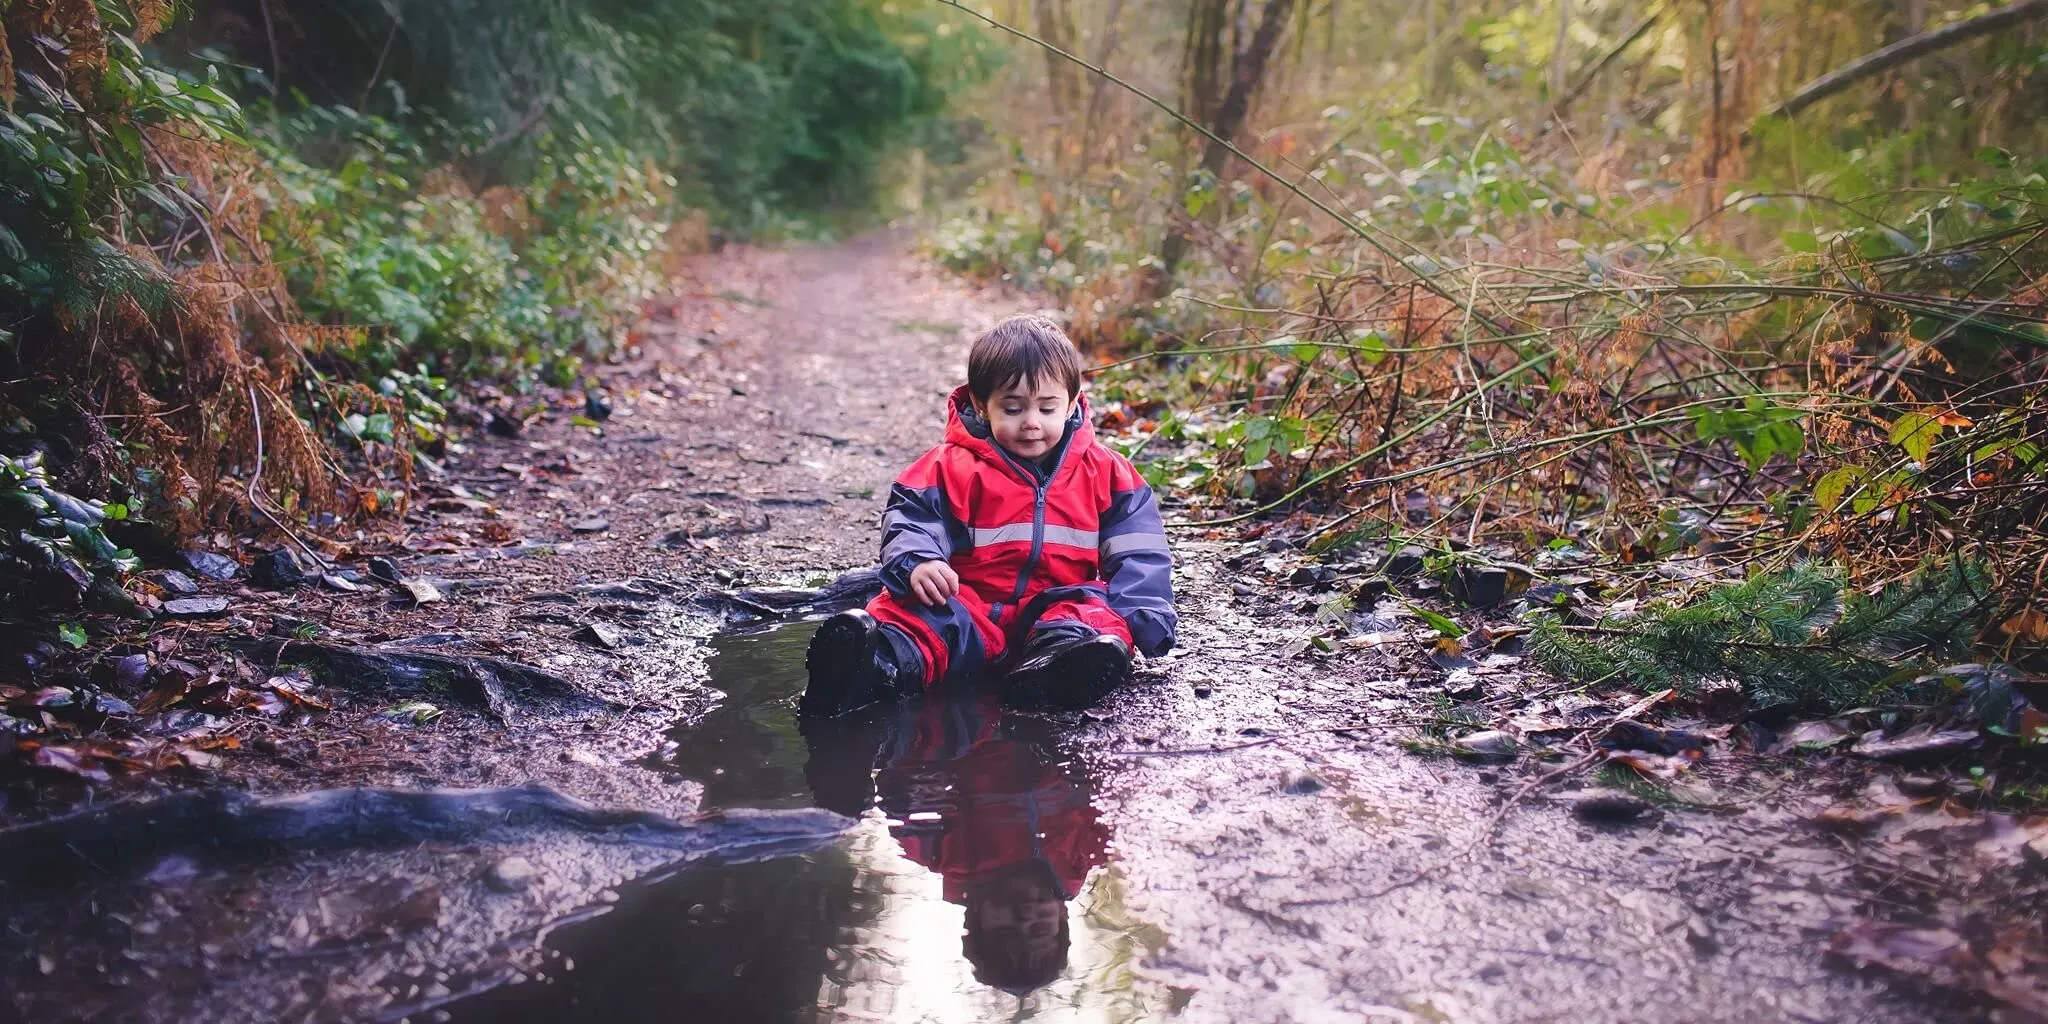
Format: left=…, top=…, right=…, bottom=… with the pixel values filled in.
left=446, top=621, right=1175, bottom=1023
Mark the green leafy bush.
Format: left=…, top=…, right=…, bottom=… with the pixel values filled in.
left=0, top=452, right=138, bottom=612
left=260, top=108, right=669, bottom=403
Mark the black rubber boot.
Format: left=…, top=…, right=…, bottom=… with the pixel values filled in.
left=999, top=631, right=1132, bottom=710
left=801, top=610, right=915, bottom=719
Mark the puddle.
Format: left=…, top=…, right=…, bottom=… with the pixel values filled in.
left=444, top=620, right=1171, bottom=1022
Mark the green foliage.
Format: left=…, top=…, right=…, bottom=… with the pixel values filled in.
left=1529, top=562, right=1991, bottom=712
left=0, top=2, right=244, bottom=323
left=223, top=0, right=992, bottom=229
left=1690, top=396, right=1806, bottom=472
left=0, top=452, right=139, bottom=611
left=259, top=107, right=668, bottom=410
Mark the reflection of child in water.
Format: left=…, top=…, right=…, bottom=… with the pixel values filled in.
left=961, top=859, right=1070, bottom=993
left=805, top=691, right=1107, bottom=995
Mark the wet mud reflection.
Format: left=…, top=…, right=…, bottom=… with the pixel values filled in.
left=447, top=620, right=1166, bottom=1023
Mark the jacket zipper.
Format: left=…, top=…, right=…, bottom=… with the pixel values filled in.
left=1006, top=439, right=1074, bottom=606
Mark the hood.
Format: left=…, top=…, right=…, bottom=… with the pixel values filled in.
left=944, top=384, right=1093, bottom=481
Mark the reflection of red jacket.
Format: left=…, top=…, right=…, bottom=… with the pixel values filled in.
left=880, top=697, right=1107, bottom=904
left=876, top=387, right=1177, bottom=656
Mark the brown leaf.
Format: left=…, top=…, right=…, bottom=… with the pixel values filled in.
left=25, top=743, right=111, bottom=782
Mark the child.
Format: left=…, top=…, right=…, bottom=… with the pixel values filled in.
left=801, top=315, right=1176, bottom=717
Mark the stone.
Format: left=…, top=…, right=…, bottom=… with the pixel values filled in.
left=484, top=856, right=539, bottom=893
left=84, top=693, right=135, bottom=717
left=1382, top=545, right=1428, bottom=579
left=1283, top=773, right=1326, bottom=795
left=1852, top=727, right=1982, bottom=761
left=486, top=411, right=524, bottom=438
left=151, top=570, right=200, bottom=596
left=574, top=622, right=624, bottom=650
left=1289, top=565, right=1335, bottom=590
left=250, top=548, right=309, bottom=590
left=163, top=597, right=230, bottom=618
left=584, top=388, right=614, bottom=421
left=572, top=517, right=611, bottom=533
left=367, top=557, right=403, bottom=585
left=1569, top=790, right=1659, bottom=825
left=110, top=653, right=150, bottom=688
left=180, top=551, right=240, bottom=581
left=1451, top=565, right=1511, bottom=607
left=321, top=574, right=361, bottom=593
left=1451, top=730, right=1518, bottom=762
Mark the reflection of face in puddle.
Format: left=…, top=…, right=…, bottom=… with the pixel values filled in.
left=803, top=690, right=1107, bottom=996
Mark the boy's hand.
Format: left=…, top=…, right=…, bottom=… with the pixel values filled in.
left=908, top=560, right=961, bottom=607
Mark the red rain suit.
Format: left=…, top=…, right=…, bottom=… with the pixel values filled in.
left=868, top=386, right=1176, bottom=684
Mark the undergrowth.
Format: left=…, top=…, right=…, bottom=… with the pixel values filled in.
left=1529, top=562, right=1991, bottom=712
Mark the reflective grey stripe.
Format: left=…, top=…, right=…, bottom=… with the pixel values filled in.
left=1100, top=532, right=1170, bottom=557
left=882, top=533, right=933, bottom=561
left=971, top=522, right=1098, bottom=549
left=970, top=523, right=1037, bottom=546
left=969, top=522, right=1099, bottom=549
left=1042, top=524, right=1099, bottom=549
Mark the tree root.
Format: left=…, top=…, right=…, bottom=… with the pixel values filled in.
left=240, top=638, right=622, bottom=723
left=0, top=783, right=855, bottom=891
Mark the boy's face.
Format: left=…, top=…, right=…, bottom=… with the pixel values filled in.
left=974, top=375, right=1075, bottom=461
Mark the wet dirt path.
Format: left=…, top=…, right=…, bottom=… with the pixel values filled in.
left=607, top=238, right=1959, bottom=1024
left=2, top=237, right=1967, bottom=1023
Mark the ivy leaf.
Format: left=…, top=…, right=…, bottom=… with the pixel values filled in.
left=1814, top=466, right=1864, bottom=510
left=57, top=623, right=88, bottom=648
left=1346, top=330, right=1387, bottom=364
left=1889, top=412, right=1941, bottom=464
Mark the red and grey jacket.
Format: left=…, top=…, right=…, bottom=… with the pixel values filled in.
left=877, top=386, right=1177, bottom=656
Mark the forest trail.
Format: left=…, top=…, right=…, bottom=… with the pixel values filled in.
left=3, top=238, right=1974, bottom=1023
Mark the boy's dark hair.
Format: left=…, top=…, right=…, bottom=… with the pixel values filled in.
left=961, top=859, right=1071, bottom=995
left=967, top=315, right=1084, bottom=403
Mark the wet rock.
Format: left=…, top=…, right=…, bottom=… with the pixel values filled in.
left=1451, top=730, right=1518, bottom=762
left=1382, top=545, right=1428, bottom=578
left=180, top=551, right=239, bottom=581
left=1602, top=721, right=1711, bottom=755
left=1569, top=790, right=1659, bottom=825
left=321, top=573, right=361, bottom=593
left=574, top=622, right=624, bottom=650
left=584, top=388, right=613, bottom=422
left=110, top=653, right=150, bottom=688
left=269, top=615, right=320, bottom=639
left=163, top=597, right=230, bottom=618
left=1852, top=727, right=1981, bottom=761
left=250, top=548, right=309, bottom=590
left=1283, top=773, right=1326, bottom=795
left=150, top=570, right=200, bottom=596
left=572, top=517, right=611, bottom=534
left=1896, top=774, right=1949, bottom=797
left=484, top=856, right=539, bottom=893
left=367, top=556, right=403, bottom=585
left=82, top=692, right=135, bottom=719
left=1450, top=564, right=1510, bottom=607
left=1288, top=565, right=1335, bottom=590
left=487, top=410, right=524, bottom=438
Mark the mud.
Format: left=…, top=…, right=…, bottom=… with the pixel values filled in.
left=0, top=238, right=2000, bottom=1022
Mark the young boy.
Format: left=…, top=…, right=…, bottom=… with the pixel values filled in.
left=800, top=315, right=1176, bottom=718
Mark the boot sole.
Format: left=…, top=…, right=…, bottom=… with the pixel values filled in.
left=1003, top=641, right=1129, bottom=710
left=800, top=616, right=888, bottom=719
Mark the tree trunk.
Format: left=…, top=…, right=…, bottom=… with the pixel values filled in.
left=1155, top=0, right=1296, bottom=290
left=1762, top=0, right=2048, bottom=120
